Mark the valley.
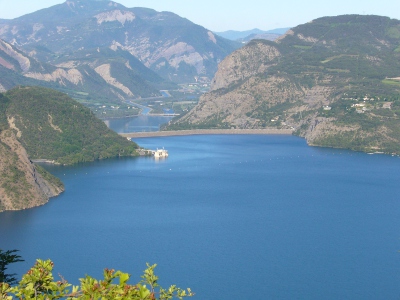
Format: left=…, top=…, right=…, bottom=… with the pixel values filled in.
left=0, top=0, right=238, bottom=105
left=85, top=82, right=206, bottom=119
left=2, top=1, right=400, bottom=299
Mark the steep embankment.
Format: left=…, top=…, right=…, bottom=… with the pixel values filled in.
left=0, top=129, right=64, bottom=212
left=0, top=93, right=63, bottom=212
left=170, top=15, right=400, bottom=154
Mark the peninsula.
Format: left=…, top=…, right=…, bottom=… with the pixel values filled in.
left=0, top=86, right=142, bottom=212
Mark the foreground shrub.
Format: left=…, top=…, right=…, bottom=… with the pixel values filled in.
left=0, top=259, right=193, bottom=300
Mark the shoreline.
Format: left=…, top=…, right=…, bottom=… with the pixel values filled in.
left=31, top=159, right=59, bottom=164
left=101, top=114, right=176, bottom=120
left=119, top=128, right=294, bottom=138
left=100, top=113, right=140, bottom=120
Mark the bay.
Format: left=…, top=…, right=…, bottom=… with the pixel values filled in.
left=1, top=135, right=400, bottom=299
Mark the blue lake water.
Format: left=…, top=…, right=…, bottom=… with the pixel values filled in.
left=1, top=135, right=400, bottom=299
left=104, top=115, right=173, bottom=132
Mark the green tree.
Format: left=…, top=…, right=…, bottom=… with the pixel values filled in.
left=0, top=249, right=24, bottom=286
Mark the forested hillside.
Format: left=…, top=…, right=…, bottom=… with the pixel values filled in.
left=0, top=92, right=64, bottom=212
left=5, top=86, right=140, bottom=165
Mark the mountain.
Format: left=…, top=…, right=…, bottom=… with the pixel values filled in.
left=0, top=38, right=55, bottom=89
left=0, top=0, right=239, bottom=84
left=236, top=33, right=282, bottom=43
left=0, top=86, right=144, bottom=211
left=0, top=36, right=167, bottom=105
left=215, top=28, right=290, bottom=41
left=169, top=15, right=400, bottom=154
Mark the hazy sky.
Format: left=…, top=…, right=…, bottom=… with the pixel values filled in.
left=0, top=0, right=399, bottom=31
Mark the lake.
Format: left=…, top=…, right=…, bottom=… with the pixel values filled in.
left=104, top=115, right=174, bottom=133
left=1, top=134, right=400, bottom=299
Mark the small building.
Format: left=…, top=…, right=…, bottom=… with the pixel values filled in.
left=382, top=102, right=392, bottom=109
left=352, top=103, right=365, bottom=108
left=153, top=148, right=168, bottom=159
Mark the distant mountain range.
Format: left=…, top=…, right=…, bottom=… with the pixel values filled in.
left=170, top=15, right=400, bottom=154
left=0, top=0, right=240, bottom=102
left=0, top=37, right=167, bottom=103
left=215, top=28, right=290, bottom=41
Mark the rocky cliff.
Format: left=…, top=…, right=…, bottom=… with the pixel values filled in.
left=172, top=40, right=306, bottom=129
left=170, top=15, right=400, bottom=154
left=0, top=128, right=64, bottom=212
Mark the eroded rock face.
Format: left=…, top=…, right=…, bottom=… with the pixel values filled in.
left=0, top=39, right=30, bottom=72
left=25, top=69, right=84, bottom=85
left=178, top=74, right=304, bottom=128
left=211, top=41, right=281, bottom=90
left=94, top=64, right=133, bottom=96
left=122, top=39, right=214, bottom=81
left=95, top=10, right=135, bottom=25
left=0, top=129, right=64, bottom=212
left=172, top=37, right=340, bottom=135
left=0, top=56, right=15, bottom=70
left=175, top=41, right=293, bottom=128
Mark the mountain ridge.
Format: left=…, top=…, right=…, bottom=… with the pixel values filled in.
left=169, top=15, right=400, bottom=154
left=215, top=28, right=290, bottom=40
left=0, top=37, right=168, bottom=105
left=0, top=0, right=240, bottom=85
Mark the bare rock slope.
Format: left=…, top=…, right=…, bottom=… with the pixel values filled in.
left=0, top=129, right=63, bottom=212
